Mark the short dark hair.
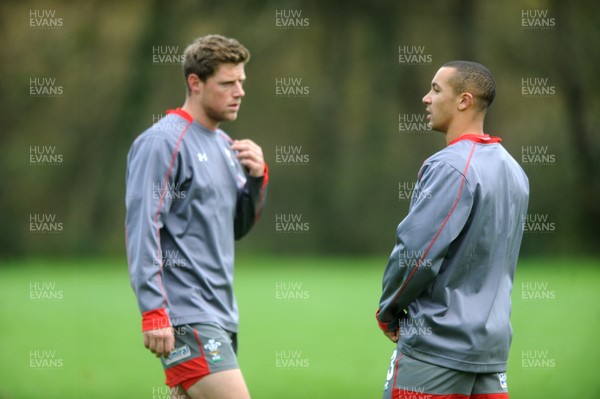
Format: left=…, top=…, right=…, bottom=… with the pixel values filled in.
left=183, top=34, right=250, bottom=89
left=442, top=61, right=496, bottom=111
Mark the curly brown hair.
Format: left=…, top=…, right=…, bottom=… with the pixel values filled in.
left=183, top=34, right=250, bottom=90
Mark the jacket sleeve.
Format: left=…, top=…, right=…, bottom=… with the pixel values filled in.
left=125, top=135, right=179, bottom=332
left=376, top=161, right=474, bottom=332
left=234, top=164, right=269, bottom=240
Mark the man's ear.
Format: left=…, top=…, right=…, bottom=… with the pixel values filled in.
left=187, top=73, right=203, bottom=94
left=457, top=92, right=474, bottom=111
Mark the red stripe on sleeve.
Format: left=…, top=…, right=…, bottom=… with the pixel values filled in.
left=254, top=163, right=269, bottom=223
left=376, top=309, right=394, bottom=331
left=394, top=143, right=477, bottom=304
left=152, top=119, right=192, bottom=309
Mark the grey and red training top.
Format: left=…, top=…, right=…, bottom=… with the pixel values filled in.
left=126, top=108, right=268, bottom=334
left=376, top=134, right=529, bottom=373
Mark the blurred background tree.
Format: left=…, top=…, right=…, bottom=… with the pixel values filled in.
left=1, top=0, right=598, bottom=259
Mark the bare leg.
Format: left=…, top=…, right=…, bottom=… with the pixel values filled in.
left=170, top=385, right=190, bottom=399
left=185, top=369, right=250, bottom=399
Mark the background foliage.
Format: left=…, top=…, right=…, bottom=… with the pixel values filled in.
left=1, top=1, right=599, bottom=398
left=1, top=0, right=599, bottom=258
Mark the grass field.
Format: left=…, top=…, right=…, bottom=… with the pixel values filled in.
left=1, top=257, right=599, bottom=398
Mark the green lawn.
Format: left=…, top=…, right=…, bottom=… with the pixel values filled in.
left=0, top=257, right=598, bottom=398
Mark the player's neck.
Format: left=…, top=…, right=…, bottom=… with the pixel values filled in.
left=181, top=100, right=219, bottom=132
left=444, top=119, right=485, bottom=145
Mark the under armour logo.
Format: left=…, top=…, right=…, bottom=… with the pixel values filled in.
left=197, top=152, right=208, bottom=162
